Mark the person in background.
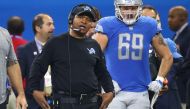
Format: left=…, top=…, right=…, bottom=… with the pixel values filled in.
left=93, top=0, right=173, bottom=109
left=86, top=6, right=102, bottom=38
left=17, top=13, right=54, bottom=109
left=155, top=38, right=182, bottom=109
left=7, top=16, right=28, bottom=53
left=183, top=38, right=190, bottom=109
left=168, top=6, right=190, bottom=109
left=6, top=16, right=28, bottom=109
left=142, top=5, right=157, bottom=19
left=0, top=27, right=27, bottom=109
left=28, top=4, right=114, bottom=109
left=142, top=5, right=161, bottom=81
left=142, top=5, right=182, bottom=109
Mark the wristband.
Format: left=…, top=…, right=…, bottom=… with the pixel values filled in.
left=156, top=76, right=164, bottom=83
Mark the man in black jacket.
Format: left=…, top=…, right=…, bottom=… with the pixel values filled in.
left=168, top=6, right=190, bottom=109
left=28, top=4, right=114, bottom=109
left=17, top=13, right=55, bottom=109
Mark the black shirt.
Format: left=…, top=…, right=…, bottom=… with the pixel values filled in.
left=29, top=32, right=114, bottom=95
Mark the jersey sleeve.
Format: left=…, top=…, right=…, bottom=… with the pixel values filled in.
left=7, top=34, right=17, bottom=62
left=0, top=28, right=17, bottom=65
left=139, top=16, right=162, bottom=42
left=95, top=17, right=111, bottom=37
left=147, top=17, right=161, bottom=41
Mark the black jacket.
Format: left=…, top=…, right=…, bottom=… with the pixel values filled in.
left=29, top=32, right=114, bottom=95
left=17, top=41, right=45, bottom=94
left=174, top=25, right=190, bottom=57
left=17, top=41, right=44, bottom=109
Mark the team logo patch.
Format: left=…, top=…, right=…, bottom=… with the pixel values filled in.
left=87, top=48, right=96, bottom=55
left=83, top=6, right=91, bottom=11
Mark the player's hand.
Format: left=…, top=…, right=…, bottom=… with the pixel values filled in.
left=159, top=85, right=168, bottom=96
left=16, top=92, right=28, bottom=109
left=99, top=92, right=114, bottom=109
left=148, top=76, right=164, bottom=93
left=148, top=80, right=163, bottom=93
left=159, top=79, right=169, bottom=96
left=33, top=90, right=50, bottom=109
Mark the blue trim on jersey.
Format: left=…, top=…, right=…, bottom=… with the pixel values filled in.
left=96, top=16, right=159, bottom=92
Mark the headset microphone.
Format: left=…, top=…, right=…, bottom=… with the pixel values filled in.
left=71, top=25, right=81, bottom=32
left=73, top=28, right=80, bottom=31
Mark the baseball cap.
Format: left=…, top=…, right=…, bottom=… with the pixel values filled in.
left=72, top=5, right=96, bottom=21
left=164, top=38, right=182, bottom=58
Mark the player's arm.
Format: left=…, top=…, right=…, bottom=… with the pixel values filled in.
left=151, top=33, right=173, bottom=78
left=92, top=32, right=108, bottom=51
left=7, top=61, right=24, bottom=95
left=7, top=60, right=28, bottom=109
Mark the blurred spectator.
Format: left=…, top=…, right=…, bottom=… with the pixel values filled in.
left=142, top=5, right=159, bottom=81
left=86, top=6, right=101, bottom=37
left=7, top=16, right=28, bottom=53
left=168, top=6, right=190, bottom=109
left=149, top=38, right=183, bottom=109
left=142, top=5, right=157, bottom=19
left=7, top=16, right=28, bottom=109
left=142, top=5, right=182, bottom=109
left=17, top=13, right=54, bottom=109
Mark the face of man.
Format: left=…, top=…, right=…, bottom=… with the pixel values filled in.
left=38, top=15, right=55, bottom=41
left=142, top=8, right=157, bottom=19
left=119, top=6, right=139, bottom=19
left=168, top=9, right=182, bottom=32
left=71, top=14, right=93, bottom=37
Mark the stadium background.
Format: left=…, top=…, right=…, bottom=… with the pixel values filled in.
left=0, top=0, right=189, bottom=41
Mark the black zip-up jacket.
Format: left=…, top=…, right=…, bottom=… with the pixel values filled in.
left=29, top=32, right=114, bottom=95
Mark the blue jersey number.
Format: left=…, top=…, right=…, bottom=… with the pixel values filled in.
left=118, top=33, right=144, bottom=60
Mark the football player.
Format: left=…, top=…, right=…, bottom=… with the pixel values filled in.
left=92, top=0, right=173, bottom=109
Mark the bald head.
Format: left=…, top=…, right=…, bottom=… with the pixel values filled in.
left=168, top=6, right=188, bottom=32
left=170, top=6, right=188, bottom=20
left=32, top=13, right=53, bottom=34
